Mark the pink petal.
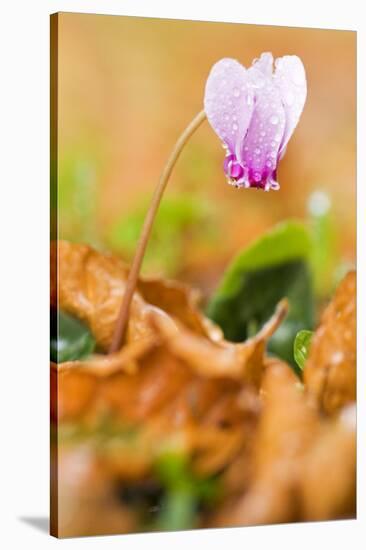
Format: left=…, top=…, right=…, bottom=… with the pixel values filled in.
left=274, top=55, right=307, bottom=157
left=204, top=58, right=254, bottom=158
left=241, top=68, right=286, bottom=189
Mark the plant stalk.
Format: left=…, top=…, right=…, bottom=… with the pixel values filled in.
left=109, top=109, right=207, bottom=353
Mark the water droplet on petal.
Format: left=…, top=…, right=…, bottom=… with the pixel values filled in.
left=255, top=148, right=261, bottom=154
left=233, top=88, right=240, bottom=98
left=270, top=115, right=279, bottom=125
left=260, top=131, right=266, bottom=137
left=254, top=172, right=262, bottom=182
left=232, top=123, right=238, bottom=131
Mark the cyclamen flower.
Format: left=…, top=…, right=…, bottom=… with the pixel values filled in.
left=204, top=52, right=307, bottom=191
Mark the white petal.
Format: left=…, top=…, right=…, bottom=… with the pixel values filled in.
left=274, top=55, right=307, bottom=157
left=204, top=58, right=254, bottom=156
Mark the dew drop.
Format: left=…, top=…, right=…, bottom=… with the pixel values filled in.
left=254, top=172, right=262, bottom=182
left=232, top=123, right=238, bottom=131
left=270, top=115, right=279, bottom=125
left=266, top=160, right=272, bottom=167
left=255, top=148, right=261, bottom=154
left=233, top=88, right=240, bottom=98
left=260, top=131, right=266, bottom=137
left=270, top=151, right=276, bottom=158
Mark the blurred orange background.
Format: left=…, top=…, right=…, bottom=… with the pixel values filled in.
left=56, top=12, right=356, bottom=294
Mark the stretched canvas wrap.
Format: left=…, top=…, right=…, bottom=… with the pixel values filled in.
left=50, top=12, right=356, bottom=538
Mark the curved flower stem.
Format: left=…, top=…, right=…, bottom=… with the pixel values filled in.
left=109, top=109, right=207, bottom=353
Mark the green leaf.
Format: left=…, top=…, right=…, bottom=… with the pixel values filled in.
left=207, top=221, right=315, bottom=368
left=50, top=309, right=96, bottom=363
left=294, top=330, right=313, bottom=371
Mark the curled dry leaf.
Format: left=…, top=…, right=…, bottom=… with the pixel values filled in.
left=53, top=289, right=287, bottom=426
left=51, top=240, right=220, bottom=351
left=53, top=302, right=285, bottom=478
left=304, top=270, right=356, bottom=414
left=152, top=299, right=288, bottom=384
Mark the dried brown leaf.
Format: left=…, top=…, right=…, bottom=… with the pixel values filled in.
left=213, top=360, right=319, bottom=527
left=51, top=240, right=219, bottom=351
left=299, top=403, right=356, bottom=520
left=304, top=271, right=356, bottom=414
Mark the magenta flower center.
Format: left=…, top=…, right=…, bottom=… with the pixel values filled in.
left=223, top=154, right=244, bottom=181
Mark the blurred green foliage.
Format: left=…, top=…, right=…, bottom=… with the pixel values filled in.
left=307, top=190, right=338, bottom=298
left=153, top=452, right=219, bottom=531
left=57, top=141, right=104, bottom=247
left=107, top=193, right=218, bottom=275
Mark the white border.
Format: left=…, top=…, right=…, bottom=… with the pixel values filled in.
left=0, top=1, right=364, bottom=548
